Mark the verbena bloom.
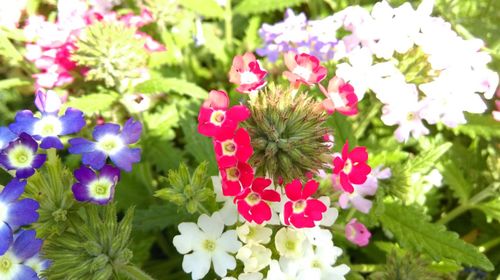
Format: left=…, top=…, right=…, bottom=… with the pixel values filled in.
left=283, top=179, right=327, bottom=228
left=298, top=246, right=350, bottom=280
left=198, top=90, right=251, bottom=138
left=0, top=179, right=40, bottom=255
left=234, top=178, right=281, bottom=224
left=214, top=128, right=253, bottom=168
left=0, top=133, right=47, bottom=179
left=345, top=218, right=371, bottom=247
left=220, top=161, right=254, bottom=196
left=0, top=127, right=16, bottom=150
left=72, top=165, right=120, bottom=205
left=24, top=253, right=51, bottom=278
left=0, top=230, right=43, bottom=279
left=274, top=227, right=306, bottom=259
left=332, top=141, right=371, bottom=193
left=236, top=223, right=272, bottom=244
left=283, top=52, right=327, bottom=87
left=10, top=90, right=85, bottom=149
left=236, top=243, right=272, bottom=273
left=173, top=213, right=242, bottom=279
left=69, top=118, right=142, bottom=171
left=229, top=52, right=267, bottom=94
left=320, top=77, right=359, bottom=116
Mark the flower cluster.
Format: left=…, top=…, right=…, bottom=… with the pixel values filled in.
left=175, top=52, right=375, bottom=279
left=257, top=9, right=340, bottom=62
left=331, top=0, right=499, bottom=141
left=23, top=0, right=164, bottom=89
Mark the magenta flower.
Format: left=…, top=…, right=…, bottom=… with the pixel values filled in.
left=321, top=77, right=359, bottom=116
left=220, top=161, right=254, bottom=196
left=229, top=52, right=267, bottom=94
left=214, top=127, right=253, bottom=168
left=345, top=218, right=371, bottom=247
left=283, top=52, right=327, bottom=88
left=283, top=179, right=327, bottom=228
left=332, top=141, right=371, bottom=193
left=234, top=178, right=281, bottom=224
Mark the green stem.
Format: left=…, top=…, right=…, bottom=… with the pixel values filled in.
left=437, top=187, right=493, bottom=225
left=119, top=265, right=155, bottom=280
left=354, top=102, right=382, bottom=139
left=479, top=236, right=500, bottom=253
left=350, top=264, right=384, bottom=273
left=224, top=0, right=233, bottom=50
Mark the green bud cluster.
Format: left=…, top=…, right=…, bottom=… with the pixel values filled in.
left=72, top=22, right=148, bottom=88
left=244, top=85, right=331, bottom=184
left=395, top=46, right=440, bottom=86
left=42, top=205, right=136, bottom=280
left=372, top=251, right=444, bottom=280
left=155, top=162, right=214, bottom=214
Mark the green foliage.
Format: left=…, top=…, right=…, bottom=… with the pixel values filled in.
left=234, top=0, right=308, bottom=15
left=453, top=114, right=500, bottom=140
left=373, top=251, right=444, bottom=280
left=180, top=116, right=218, bottom=174
left=65, top=92, right=119, bottom=115
left=134, top=204, right=191, bottom=231
left=379, top=202, right=494, bottom=271
left=179, top=0, right=224, bottom=19
left=475, top=198, right=500, bottom=223
left=134, top=78, right=207, bottom=99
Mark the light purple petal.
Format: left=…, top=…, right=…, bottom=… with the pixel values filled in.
left=0, top=179, right=26, bottom=203
left=60, top=108, right=86, bottom=135
left=68, top=138, right=96, bottom=154
left=12, top=265, right=39, bottom=280
left=92, top=123, right=121, bottom=141
left=7, top=199, right=40, bottom=228
left=0, top=222, right=13, bottom=255
left=13, top=230, right=42, bottom=261
left=0, top=126, right=16, bottom=150
left=120, top=118, right=142, bottom=144
left=9, top=111, right=38, bottom=136
left=82, top=150, right=107, bottom=170
left=40, top=136, right=63, bottom=150
left=109, top=147, right=141, bottom=172
left=35, top=89, right=61, bottom=114
left=72, top=183, right=91, bottom=202
left=74, top=165, right=97, bottom=185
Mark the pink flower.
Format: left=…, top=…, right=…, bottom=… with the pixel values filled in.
left=197, top=90, right=251, bottom=137
left=121, top=9, right=154, bottom=28
left=234, top=177, right=281, bottom=224
left=220, top=161, right=254, bottom=196
left=321, top=77, right=359, bottom=116
left=283, top=179, right=327, bottom=228
left=332, top=141, right=371, bottom=193
left=283, top=52, right=327, bottom=87
left=214, top=127, right=253, bottom=168
left=229, top=52, right=268, bottom=94
left=345, top=218, right=371, bottom=247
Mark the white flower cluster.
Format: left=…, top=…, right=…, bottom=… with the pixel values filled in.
left=332, top=0, right=499, bottom=142
left=172, top=177, right=349, bottom=280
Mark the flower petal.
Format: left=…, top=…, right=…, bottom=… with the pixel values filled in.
left=13, top=230, right=42, bottom=261
left=120, top=118, right=142, bottom=144
left=109, top=147, right=141, bottom=172
left=60, top=108, right=86, bottom=135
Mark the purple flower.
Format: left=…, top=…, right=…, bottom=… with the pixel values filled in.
left=0, top=133, right=47, bottom=179
left=9, top=89, right=85, bottom=150
left=0, top=179, right=40, bottom=255
left=68, top=118, right=142, bottom=172
left=0, top=229, right=44, bottom=279
left=0, top=127, right=17, bottom=151
left=72, top=165, right=120, bottom=205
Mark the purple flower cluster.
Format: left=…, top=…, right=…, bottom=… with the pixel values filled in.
left=257, top=9, right=339, bottom=62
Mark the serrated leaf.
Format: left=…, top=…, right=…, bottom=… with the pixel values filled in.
left=65, top=93, right=119, bottom=115
left=453, top=114, right=500, bottom=140
left=202, top=23, right=228, bottom=64
left=405, top=142, right=452, bottom=174
left=179, top=0, right=224, bottom=18
left=143, top=104, right=179, bottom=139
left=234, top=0, right=307, bottom=15
left=475, top=198, right=500, bottom=223
left=133, top=204, right=190, bottom=231
left=326, top=113, right=356, bottom=152
left=135, top=78, right=207, bottom=99
left=379, top=202, right=494, bottom=271
left=438, top=158, right=472, bottom=203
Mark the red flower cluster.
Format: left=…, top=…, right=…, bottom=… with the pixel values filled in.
left=333, top=141, right=372, bottom=193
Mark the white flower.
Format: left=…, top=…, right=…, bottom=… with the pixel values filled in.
left=296, top=246, right=349, bottom=280
left=237, top=223, right=272, bottom=244
left=0, top=0, right=27, bottom=29
left=223, top=272, right=264, bottom=280
left=236, top=243, right=272, bottom=273
left=173, top=213, right=242, bottom=279
left=317, top=197, right=339, bottom=227
left=212, top=176, right=239, bottom=226
left=274, top=228, right=308, bottom=259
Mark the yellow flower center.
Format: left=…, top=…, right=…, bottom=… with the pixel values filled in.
left=226, top=167, right=240, bottom=181
left=245, top=192, right=261, bottom=206
left=8, top=146, right=34, bottom=168
left=292, top=199, right=307, bottom=214
left=221, top=140, right=236, bottom=156
left=210, top=110, right=226, bottom=126
left=203, top=239, right=216, bottom=252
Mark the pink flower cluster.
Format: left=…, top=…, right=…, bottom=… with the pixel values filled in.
left=23, top=1, right=164, bottom=89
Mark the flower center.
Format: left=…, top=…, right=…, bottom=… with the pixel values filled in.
left=221, top=140, right=237, bottom=156
left=226, top=167, right=240, bottom=181
left=293, top=66, right=312, bottom=80
left=0, top=254, right=14, bottom=273
left=96, top=135, right=124, bottom=155
left=89, top=178, right=114, bottom=199
left=210, top=110, right=226, bottom=126
left=406, top=112, right=417, bottom=121
left=7, top=145, right=34, bottom=168
left=33, top=115, right=63, bottom=137
left=240, top=71, right=259, bottom=85
left=343, top=159, right=353, bottom=174
left=245, top=192, right=261, bottom=206
left=311, top=259, right=322, bottom=268
left=292, top=199, right=307, bottom=214
left=0, top=203, right=7, bottom=223
left=202, top=239, right=216, bottom=252
left=285, top=240, right=296, bottom=251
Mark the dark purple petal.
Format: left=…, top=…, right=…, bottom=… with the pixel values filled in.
left=100, top=165, right=121, bottom=182
left=120, top=118, right=142, bottom=144
left=0, top=126, right=16, bottom=150
left=74, top=165, right=97, bottom=184
left=109, top=147, right=141, bottom=172
left=18, top=133, right=39, bottom=152
left=9, top=111, right=38, bottom=136
left=13, top=230, right=42, bottom=261
left=16, top=168, right=36, bottom=179
left=7, top=199, right=40, bottom=228
left=60, top=108, right=86, bottom=135
left=82, top=150, right=107, bottom=170
left=0, top=222, right=13, bottom=255
left=92, top=123, right=121, bottom=141
left=12, top=265, right=38, bottom=280
left=32, top=154, right=47, bottom=169
left=0, top=154, right=14, bottom=169
left=68, top=138, right=96, bottom=154
left=72, top=183, right=91, bottom=202
left=0, top=179, right=26, bottom=203
left=40, top=136, right=64, bottom=150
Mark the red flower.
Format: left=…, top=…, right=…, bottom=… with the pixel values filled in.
left=320, top=77, right=359, bottom=116
left=332, top=141, right=371, bottom=193
left=198, top=90, right=250, bottom=137
left=234, top=177, right=281, bottom=224
left=283, top=52, right=327, bottom=88
left=214, top=127, right=253, bottom=168
left=220, top=161, right=254, bottom=196
left=229, top=52, right=267, bottom=94
left=283, top=179, right=327, bottom=228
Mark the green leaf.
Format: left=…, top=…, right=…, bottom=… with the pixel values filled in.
left=133, top=204, right=190, bottom=231
left=326, top=113, right=356, bottom=152
left=135, top=78, right=207, bottom=99
left=202, top=23, right=228, bottom=64
left=143, top=104, right=179, bottom=139
left=180, top=117, right=218, bottom=175
left=438, top=158, right=472, bottom=203
left=0, top=34, right=24, bottom=65
left=179, top=0, right=224, bottom=18
left=65, top=93, right=119, bottom=115
left=379, top=202, right=494, bottom=271
left=405, top=142, right=452, bottom=174
left=453, top=114, right=500, bottom=140
left=234, top=0, right=308, bottom=15
left=475, top=198, right=500, bottom=223
left=0, top=78, right=31, bottom=90
left=242, top=17, right=262, bottom=51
